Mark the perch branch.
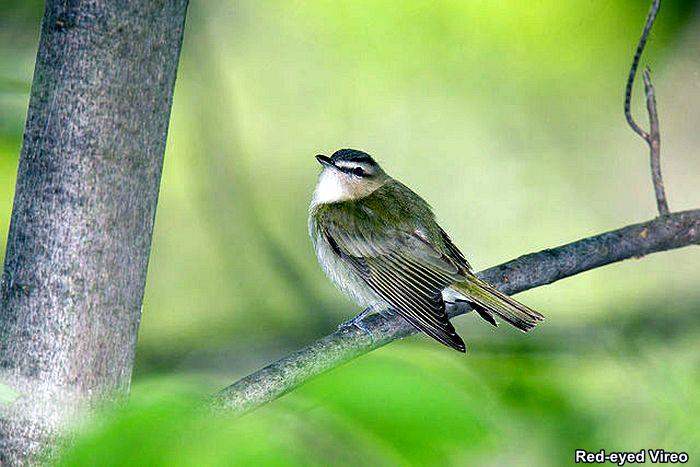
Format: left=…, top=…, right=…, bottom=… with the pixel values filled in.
left=624, top=0, right=669, bottom=215
left=213, top=209, right=700, bottom=415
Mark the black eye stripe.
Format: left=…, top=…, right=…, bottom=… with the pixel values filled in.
left=338, top=166, right=368, bottom=177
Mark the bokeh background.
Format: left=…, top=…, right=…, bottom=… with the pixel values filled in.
left=2, top=1, right=700, bottom=465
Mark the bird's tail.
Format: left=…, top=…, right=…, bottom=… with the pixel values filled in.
left=452, top=277, right=544, bottom=332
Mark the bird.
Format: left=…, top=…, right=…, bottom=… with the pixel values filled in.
left=308, top=148, right=544, bottom=352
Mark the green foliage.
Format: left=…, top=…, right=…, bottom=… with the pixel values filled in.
left=56, top=341, right=699, bottom=465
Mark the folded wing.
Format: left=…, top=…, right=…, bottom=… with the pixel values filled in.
left=323, top=225, right=467, bottom=352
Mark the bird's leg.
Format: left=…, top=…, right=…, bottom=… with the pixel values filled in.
left=338, top=306, right=375, bottom=336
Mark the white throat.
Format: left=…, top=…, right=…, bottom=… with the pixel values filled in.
left=312, top=169, right=354, bottom=206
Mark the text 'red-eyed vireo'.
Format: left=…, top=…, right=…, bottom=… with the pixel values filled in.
left=309, top=149, right=543, bottom=352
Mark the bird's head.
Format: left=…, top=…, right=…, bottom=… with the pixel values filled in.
left=312, top=149, right=388, bottom=204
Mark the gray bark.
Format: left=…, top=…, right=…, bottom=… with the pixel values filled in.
left=0, top=1, right=188, bottom=464
left=213, top=210, right=700, bottom=415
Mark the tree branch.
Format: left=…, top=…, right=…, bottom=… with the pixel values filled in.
left=213, top=209, right=700, bottom=415
left=624, top=0, right=669, bottom=215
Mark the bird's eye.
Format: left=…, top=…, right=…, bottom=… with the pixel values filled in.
left=352, top=167, right=365, bottom=177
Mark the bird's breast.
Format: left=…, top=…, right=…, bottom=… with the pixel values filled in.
left=308, top=213, right=377, bottom=308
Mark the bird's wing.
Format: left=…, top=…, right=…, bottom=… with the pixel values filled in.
left=322, top=224, right=467, bottom=352
left=437, top=226, right=472, bottom=272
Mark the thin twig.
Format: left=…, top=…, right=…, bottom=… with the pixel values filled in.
left=642, top=67, right=669, bottom=215
left=212, top=210, right=700, bottom=415
left=624, top=0, right=660, bottom=138
left=624, top=0, right=669, bottom=215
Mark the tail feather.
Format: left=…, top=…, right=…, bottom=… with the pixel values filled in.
left=453, top=278, right=544, bottom=332
left=398, top=311, right=466, bottom=352
left=471, top=303, right=499, bottom=327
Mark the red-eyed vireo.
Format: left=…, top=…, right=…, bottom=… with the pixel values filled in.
left=309, top=149, right=544, bottom=352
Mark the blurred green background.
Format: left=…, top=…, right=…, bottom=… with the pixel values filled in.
left=2, top=1, right=700, bottom=465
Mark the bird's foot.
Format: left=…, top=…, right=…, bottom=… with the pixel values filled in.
left=338, top=306, right=374, bottom=337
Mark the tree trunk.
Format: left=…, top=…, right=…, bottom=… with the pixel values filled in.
left=0, top=1, right=188, bottom=463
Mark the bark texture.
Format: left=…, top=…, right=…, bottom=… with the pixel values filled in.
left=0, top=1, right=188, bottom=463
left=213, top=210, right=700, bottom=415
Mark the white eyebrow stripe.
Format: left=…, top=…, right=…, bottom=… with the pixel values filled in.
left=335, top=161, right=372, bottom=170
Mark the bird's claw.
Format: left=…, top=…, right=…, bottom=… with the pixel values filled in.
left=338, top=319, right=372, bottom=337
left=337, top=307, right=374, bottom=338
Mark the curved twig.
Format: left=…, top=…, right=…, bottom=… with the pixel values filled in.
left=624, top=0, right=669, bottom=215
left=213, top=210, right=700, bottom=415
left=624, top=0, right=660, bottom=139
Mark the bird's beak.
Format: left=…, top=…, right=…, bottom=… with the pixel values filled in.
left=315, top=154, right=334, bottom=168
